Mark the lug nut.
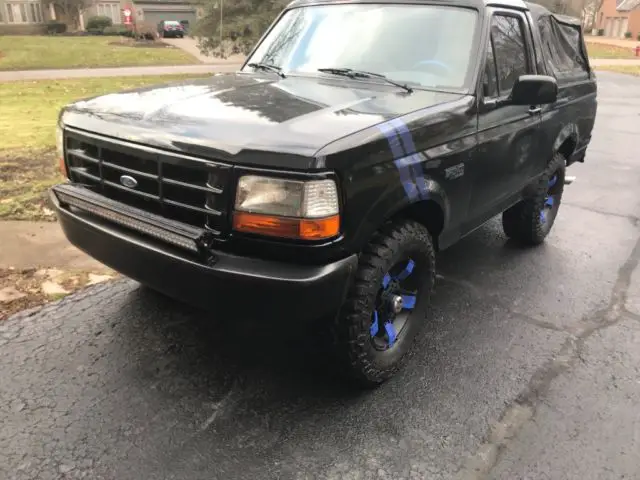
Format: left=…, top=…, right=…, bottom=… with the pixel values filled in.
left=391, top=295, right=403, bottom=314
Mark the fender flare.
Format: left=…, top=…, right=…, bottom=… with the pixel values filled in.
left=553, top=123, right=579, bottom=157
left=353, top=176, right=450, bottom=250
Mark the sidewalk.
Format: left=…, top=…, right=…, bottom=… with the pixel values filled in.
left=585, top=35, right=640, bottom=48
left=591, top=58, right=640, bottom=66
left=0, top=63, right=243, bottom=82
left=0, top=221, right=108, bottom=272
left=0, top=221, right=114, bottom=319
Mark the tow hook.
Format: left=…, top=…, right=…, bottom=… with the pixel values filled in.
left=565, top=175, right=576, bottom=185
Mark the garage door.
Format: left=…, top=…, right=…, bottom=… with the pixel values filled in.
left=605, top=18, right=613, bottom=37
left=142, top=9, right=197, bottom=32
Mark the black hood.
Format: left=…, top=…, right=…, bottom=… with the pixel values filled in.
left=61, top=73, right=466, bottom=168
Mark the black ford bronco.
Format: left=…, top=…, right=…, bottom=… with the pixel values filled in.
left=51, top=0, right=597, bottom=386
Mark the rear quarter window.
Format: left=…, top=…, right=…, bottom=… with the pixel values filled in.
left=537, top=16, right=589, bottom=81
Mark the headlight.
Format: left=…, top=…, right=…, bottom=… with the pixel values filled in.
left=233, top=175, right=340, bottom=240
left=56, top=125, right=67, bottom=178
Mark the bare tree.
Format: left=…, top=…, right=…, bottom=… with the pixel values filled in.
left=41, top=0, right=92, bottom=29
left=529, top=0, right=602, bottom=29
left=193, top=0, right=289, bottom=57
left=582, top=0, right=603, bottom=30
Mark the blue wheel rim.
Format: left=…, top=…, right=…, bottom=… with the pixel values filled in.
left=540, top=174, right=558, bottom=225
left=370, top=258, right=418, bottom=350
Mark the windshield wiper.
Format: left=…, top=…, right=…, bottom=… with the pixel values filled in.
left=247, top=62, right=286, bottom=78
left=317, top=67, right=413, bottom=93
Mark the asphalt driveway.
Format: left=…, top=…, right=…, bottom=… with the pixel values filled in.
left=1, top=71, right=639, bottom=480
left=160, top=37, right=245, bottom=65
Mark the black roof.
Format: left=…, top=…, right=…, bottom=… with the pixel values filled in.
left=287, top=0, right=529, bottom=10
left=284, top=0, right=584, bottom=27
left=525, top=1, right=581, bottom=26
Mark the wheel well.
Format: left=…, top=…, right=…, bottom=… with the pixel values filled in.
left=393, top=200, right=445, bottom=250
left=557, top=137, right=577, bottom=162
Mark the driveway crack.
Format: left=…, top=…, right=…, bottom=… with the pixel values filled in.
left=437, top=274, right=570, bottom=333
left=563, top=202, right=640, bottom=226
left=457, top=234, right=640, bottom=480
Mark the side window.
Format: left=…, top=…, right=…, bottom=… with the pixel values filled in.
left=538, top=16, right=588, bottom=78
left=491, top=14, right=530, bottom=95
left=483, top=39, right=499, bottom=98
left=561, top=23, right=588, bottom=72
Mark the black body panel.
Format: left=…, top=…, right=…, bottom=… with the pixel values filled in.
left=61, top=74, right=465, bottom=170
left=51, top=188, right=357, bottom=322
left=52, top=0, right=597, bottom=307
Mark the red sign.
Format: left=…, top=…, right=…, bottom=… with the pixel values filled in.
left=122, top=5, right=133, bottom=25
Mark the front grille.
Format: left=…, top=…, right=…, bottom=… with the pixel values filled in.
left=64, top=130, right=232, bottom=237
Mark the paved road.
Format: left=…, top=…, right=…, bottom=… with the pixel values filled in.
left=1, top=71, right=639, bottom=480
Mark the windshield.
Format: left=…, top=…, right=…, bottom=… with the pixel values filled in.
left=243, top=4, right=478, bottom=90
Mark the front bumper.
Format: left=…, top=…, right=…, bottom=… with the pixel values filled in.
left=50, top=184, right=357, bottom=323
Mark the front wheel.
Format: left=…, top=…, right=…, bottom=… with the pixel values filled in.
left=502, top=152, right=566, bottom=245
left=333, top=220, right=436, bottom=387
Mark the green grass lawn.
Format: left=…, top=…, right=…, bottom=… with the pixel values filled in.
left=0, top=74, right=207, bottom=220
left=0, top=36, right=200, bottom=71
left=586, top=42, right=637, bottom=59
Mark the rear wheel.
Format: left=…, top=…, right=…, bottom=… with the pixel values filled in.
left=333, top=220, right=436, bottom=387
left=502, top=152, right=566, bottom=245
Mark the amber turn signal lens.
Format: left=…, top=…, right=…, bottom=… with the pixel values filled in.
left=233, top=212, right=340, bottom=240
left=299, top=216, right=340, bottom=239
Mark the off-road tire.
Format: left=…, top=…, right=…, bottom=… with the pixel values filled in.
left=332, top=220, right=436, bottom=388
left=502, top=152, right=566, bottom=245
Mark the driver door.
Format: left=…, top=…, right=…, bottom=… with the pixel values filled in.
left=467, top=10, right=543, bottom=226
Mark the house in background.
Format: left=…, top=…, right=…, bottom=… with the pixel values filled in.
left=0, top=0, right=50, bottom=34
left=83, top=0, right=199, bottom=32
left=132, top=0, right=198, bottom=30
left=595, top=0, right=640, bottom=38
left=0, top=0, right=199, bottom=34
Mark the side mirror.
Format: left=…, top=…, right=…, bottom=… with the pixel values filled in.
left=510, top=75, right=558, bottom=105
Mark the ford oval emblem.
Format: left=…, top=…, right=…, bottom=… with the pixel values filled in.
left=120, top=175, right=138, bottom=189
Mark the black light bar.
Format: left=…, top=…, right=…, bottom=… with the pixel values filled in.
left=52, top=184, right=210, bottom=253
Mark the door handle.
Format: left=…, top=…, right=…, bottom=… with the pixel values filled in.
left=528, top=106, right=542, bottom=115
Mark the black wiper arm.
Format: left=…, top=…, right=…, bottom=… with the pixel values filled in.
left=317, top=67, right=413, bottom=93
left=317, top=67, right=354, bottom=76
left=247, top=62, right=286, bottom=78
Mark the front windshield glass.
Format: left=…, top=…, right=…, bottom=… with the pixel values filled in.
left=244, top=4, right=478, bottom=90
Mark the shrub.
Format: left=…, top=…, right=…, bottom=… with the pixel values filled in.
left=597, top=28, right=605, bottom=36
left=86, top=27, right=103, bottom=35
left=86, top=15, right=113, bottom=31
left=624, top=31, right=632, bottom=39
left=46, top=21, right=67, bottom=35
left=132, top=22, right=158, bottom=41
left=103, top=25, right=131, bottom=36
